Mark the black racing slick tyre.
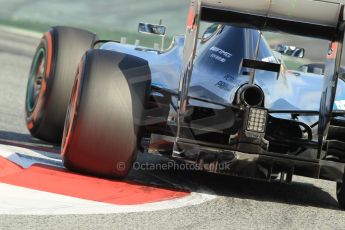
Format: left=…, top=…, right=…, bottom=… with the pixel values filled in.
left=25, top=26, right=97, bottom=143
left=61, top=49, right=151, bottom=178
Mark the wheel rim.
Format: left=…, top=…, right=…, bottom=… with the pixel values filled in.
left=27, top=48, right=46, bottom=113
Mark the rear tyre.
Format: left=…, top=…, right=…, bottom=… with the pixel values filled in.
left=62, top=49, right=151, bottom=178
left=25, top=26, right=97, bottom=143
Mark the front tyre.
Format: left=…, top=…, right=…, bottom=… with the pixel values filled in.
left=62, top=50, right=151, bottom=178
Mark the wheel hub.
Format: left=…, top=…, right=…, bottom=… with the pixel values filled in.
left=27, top=48, right=46, bottom=113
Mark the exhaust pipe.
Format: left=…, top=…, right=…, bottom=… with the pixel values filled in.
left=236, top=84, right=264, bottom=107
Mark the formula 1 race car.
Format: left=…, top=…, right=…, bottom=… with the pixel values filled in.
left=25, top=0, right=345, bottom=209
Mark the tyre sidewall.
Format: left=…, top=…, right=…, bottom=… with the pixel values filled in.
left=25, top=31, right=55, bottom=137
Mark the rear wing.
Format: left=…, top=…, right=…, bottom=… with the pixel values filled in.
left=176, top=0, right=345, bottom=156
left=201, top=0, right=344, bottom=40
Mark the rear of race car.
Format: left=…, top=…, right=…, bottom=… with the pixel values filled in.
left=148, top=0, right=345, bottom=191
left=23, top=0, right=345, bottom=209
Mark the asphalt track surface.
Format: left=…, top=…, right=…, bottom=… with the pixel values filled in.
left=0, top=27, right=345, bottom=230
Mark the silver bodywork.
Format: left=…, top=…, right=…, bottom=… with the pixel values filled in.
left=101, top=34, right=345, bottom=126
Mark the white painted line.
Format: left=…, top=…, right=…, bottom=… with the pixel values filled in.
left=0, top=183, right=215, bottom=215
left=0, top=144, right=62, bottom=168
